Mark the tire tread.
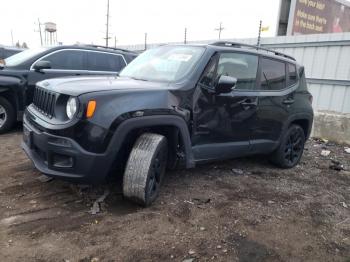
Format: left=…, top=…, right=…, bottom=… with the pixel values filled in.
left=123, top=133, right=166, bottom=206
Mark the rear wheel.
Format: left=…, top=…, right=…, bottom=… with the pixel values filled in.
left=123, top=133, right=168, bottom=207
left=0, top=97, right=15, bottom=134
left=270, top=124, right=305, bottom=168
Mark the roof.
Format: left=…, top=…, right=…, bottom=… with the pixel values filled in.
left=43, top=44, right=138, bottom=55
left=159, top=42, right=298, bottom=64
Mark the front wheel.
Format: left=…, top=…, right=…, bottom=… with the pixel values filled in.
left=0, top=97, right=15, bottom=134
left=270, top=124, right=306, bottom=168
left=123, top=133, right=168, bottom=207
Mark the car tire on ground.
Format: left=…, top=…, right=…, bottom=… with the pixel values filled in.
left=0, top=97, right=15, bottom=134
left=123, top=133, right=168, bottom=207
left=270, top=124, right=306, bottom=168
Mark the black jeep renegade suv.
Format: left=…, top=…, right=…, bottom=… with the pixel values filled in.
left=22, top=42, right=313, bottom=206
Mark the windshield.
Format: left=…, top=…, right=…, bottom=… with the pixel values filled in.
left=4, top=47, right=48, bottom=67
left=119, top=46, right=204, bottom=82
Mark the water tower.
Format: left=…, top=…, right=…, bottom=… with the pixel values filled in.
left=44, top=22, right=57, bottom=45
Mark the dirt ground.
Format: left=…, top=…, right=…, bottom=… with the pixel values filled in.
left=0, top=128, right=350, bottom=262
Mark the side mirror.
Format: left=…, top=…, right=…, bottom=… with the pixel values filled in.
left=33, top=60, right=51, bottom=71
left=215, top=75, right=237, bottom=94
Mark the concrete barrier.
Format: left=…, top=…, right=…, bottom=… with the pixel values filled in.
left=312, top=111, right=350, bottom=145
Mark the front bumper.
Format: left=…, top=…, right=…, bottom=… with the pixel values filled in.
left=22, top=114, right=113, bottom=184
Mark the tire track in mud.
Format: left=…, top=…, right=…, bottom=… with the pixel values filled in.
left=1, top=131, right=350, bottom=261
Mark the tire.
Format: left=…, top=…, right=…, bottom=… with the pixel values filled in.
left=0, top=97, right=15, bottom=134
left=270, top=124, right=306, bottom=168
left=123, top=133, right=168, bottom=207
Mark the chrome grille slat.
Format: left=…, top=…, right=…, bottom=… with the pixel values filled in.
left=33, top=86, right=56, bottom=118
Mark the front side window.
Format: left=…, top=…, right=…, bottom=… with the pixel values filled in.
left=216, top=52, right=258, bottom=90
left=88, top=52, right=126, bottom=72
left=119, top=46, right=205, bottom=82
left=260, top=58, right=286, bottom=91
left=43, top=50, right=86, bottom=70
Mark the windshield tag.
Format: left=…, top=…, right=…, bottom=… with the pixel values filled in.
left=168, top=54, right=193, bottom=62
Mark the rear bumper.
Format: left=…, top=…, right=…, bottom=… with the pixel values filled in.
left=22, top=115, right=113, bottom=184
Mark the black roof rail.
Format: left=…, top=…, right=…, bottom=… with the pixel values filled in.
left=82, top=44, right=136, bottom=53
left=210, top=41, right=296, bottom=61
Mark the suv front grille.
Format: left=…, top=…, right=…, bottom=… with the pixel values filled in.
left=33, top=87, right=56, bottom=118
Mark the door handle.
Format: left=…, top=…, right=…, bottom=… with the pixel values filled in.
left=240, top=99, right=258, bottom=107
left=283, top=98, right=294, bottom=105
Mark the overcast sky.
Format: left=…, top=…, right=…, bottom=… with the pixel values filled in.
left=0, top=0, right=281, bottom=48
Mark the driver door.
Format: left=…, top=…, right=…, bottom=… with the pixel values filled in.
left=192, top=51, right=259, bottom=162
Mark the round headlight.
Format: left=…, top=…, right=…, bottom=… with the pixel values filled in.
left=66, top=97, right=77, bottom=119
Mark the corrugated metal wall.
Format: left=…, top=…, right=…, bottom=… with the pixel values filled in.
left=260, top=33, right=350, bottom=114
left=118, top=33, right=350, bottom=114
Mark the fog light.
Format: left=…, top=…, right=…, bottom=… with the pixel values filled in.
left=52, top=154, right=74, bottom=168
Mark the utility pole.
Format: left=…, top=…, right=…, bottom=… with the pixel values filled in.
left=257, top=20, right=262, bottom=47
left=114, top=36, right=117, bottom=48
left=38, top=19, right=43, bottom=46
left=215, top=22, right=224, bottom=40
left=11, top=30, right=14, bottom=46
left=105, top=0, right=110, bottom=47
left=34, top=19, right=43, bottom=46
left=184, top=28, right=187, bottom=44
left=144, top=33, right=147, bottom=50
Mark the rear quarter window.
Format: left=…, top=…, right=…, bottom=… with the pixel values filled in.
left=298, top=66, right=308, bottom=91
left=287, top=63, right=297, bottom=86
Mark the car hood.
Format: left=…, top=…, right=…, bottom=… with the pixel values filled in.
left=37, top=76, right=171, bottom=96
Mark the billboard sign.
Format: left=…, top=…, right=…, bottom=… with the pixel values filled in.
left=279, top=0, right=350, bottom=35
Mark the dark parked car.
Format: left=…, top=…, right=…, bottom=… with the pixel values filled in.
left=0, top=45, right=137, bottom=133
left=22, top=42, right=313, bottom=206
left=0, top=46, right=24, bottom=61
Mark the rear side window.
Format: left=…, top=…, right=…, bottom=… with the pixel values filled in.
left=88, top=52, right=126, bottom=72
left=217, top=52, right=258, bottom=90
left=44, top=50, right=86, bottom=70
left=287, top=63, right=297, bottom=86
left=259, top=58, right=286, bottom=90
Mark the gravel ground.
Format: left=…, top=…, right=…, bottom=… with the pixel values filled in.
left=0, top=128, right=349, bottom=262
